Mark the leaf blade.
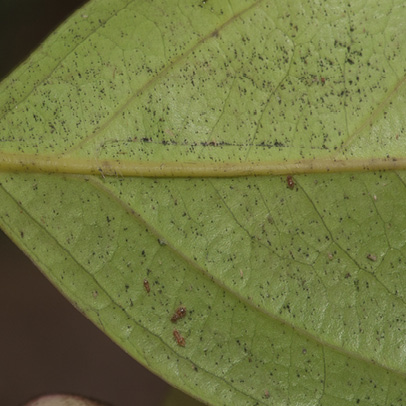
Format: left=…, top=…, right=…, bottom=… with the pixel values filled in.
left=1, top=0, right=406, bottom=405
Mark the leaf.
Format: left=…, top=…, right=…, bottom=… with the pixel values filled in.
left=23, top=394, right=110, bottom=406
left=1, top=0, right=406, bottom=404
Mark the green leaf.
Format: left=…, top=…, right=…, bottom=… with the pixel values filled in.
left=1, top=0, right=406, bottom=404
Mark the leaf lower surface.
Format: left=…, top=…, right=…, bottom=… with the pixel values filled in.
left=1, top=0, right=406, bottom=405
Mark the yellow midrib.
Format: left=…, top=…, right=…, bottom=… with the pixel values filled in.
left=0, top=151, right=405, bottom=177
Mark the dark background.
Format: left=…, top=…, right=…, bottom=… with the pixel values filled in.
left=0, top=1, right=171, bottom=404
